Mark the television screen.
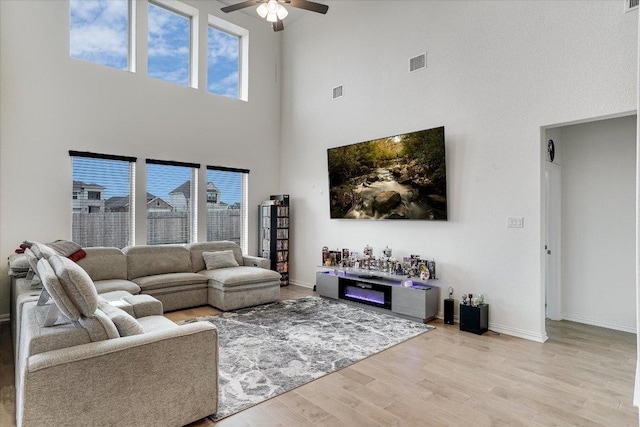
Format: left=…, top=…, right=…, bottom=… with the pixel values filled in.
left=327, top=126, right=447, bottom=220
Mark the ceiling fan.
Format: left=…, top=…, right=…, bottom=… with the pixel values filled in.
left=221, top=0, right=329, bottom=32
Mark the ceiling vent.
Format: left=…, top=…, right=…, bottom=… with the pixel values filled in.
left=625, top=0, right=638, bottom=12
left=332, top=85, right=344, bottom=100
left=409, top=53, right=427, bottom=73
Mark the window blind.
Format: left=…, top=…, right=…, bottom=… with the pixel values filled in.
left=70, top=152, right=136, bottom=248
left=146, top=161, right=198, bottom=244
left=206, top=166, right=249, bottom=252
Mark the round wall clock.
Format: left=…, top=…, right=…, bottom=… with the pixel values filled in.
left=547, top=139, right=555, bottom=162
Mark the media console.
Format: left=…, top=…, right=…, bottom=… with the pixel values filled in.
left=316, top=267, right=439, bottom=323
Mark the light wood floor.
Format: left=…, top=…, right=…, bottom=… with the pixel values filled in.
left=2, top=285, right=638, bottom=426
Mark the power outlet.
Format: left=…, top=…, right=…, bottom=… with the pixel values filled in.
left=507, top=217, right=524, bottom=228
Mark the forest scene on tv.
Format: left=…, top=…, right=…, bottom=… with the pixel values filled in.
left=328, top=126, right=447, bottom=220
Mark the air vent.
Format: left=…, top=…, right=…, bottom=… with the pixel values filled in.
left=625, top=0, right=639, bottom=12
left=409, top=53, right=427, bottom=73
left=332, top=85, right=343, bottom=100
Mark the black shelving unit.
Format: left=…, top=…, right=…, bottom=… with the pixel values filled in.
left=259, top=194, right=289, bottom=286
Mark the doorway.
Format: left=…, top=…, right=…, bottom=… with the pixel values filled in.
left=542, top=114, right=637, bottom=337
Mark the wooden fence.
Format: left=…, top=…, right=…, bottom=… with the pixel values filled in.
left=72, top=210, right=241, bottom=248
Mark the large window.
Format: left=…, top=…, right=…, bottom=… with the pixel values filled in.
left=148, top=0, right=198, bottom=87
left=70, top=151, right=136, bottom=248
left=206, top=166, right=249, bottom=253
left=146, top=159, right=199, bottom=244
left=208, top=15, right=248, bottom=101
left=70, top=0, right=131, bottom=70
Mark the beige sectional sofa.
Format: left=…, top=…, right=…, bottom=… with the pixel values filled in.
left=12, top=240, right=282, bottom=427
left=16, top=248, right=219, bottom=427
left=75, top=241, right=282, bottom=312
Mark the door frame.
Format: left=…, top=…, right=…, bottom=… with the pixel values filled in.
left=544, top=162, right=562, bottom=321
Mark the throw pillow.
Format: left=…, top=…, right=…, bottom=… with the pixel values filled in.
left=203, top=250, right=239, bottom=270
left=98, top=302, right=144, bottom=337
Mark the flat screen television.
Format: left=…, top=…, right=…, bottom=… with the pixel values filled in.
left=327, top=126, right=447, bottom=220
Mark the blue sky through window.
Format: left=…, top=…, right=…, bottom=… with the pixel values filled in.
left=148, top=2, right=190, bottom=86
left=208, top=27, right=239, bottom=98
left=70, top=0, right=129, bottom=70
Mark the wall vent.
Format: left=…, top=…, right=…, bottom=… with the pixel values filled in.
left=625, top=0, right=639, bottom=12
left=409, top=53, right=427, bottom=73
left=332, top=85, right=344, bottom=100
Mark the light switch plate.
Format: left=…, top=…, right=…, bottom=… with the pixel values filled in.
left=507, top=217, right=524, bottom=228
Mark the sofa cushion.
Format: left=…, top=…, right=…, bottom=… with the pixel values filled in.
left=94, top=279, right=141, bottom=295
left=48, top=254, right=99, bottom=318
left=123, top=245, right=192, bottom=280
left=137, top=316, right=179, bottom=334
left=133, top=272, right=208, bottom=291
left=200, top=266, right=281, bottom=288
left=186, top=241, right=244, bottom=272
left=77, top=247, right=128, bottom=281
left=78, top=310, right=119, bottom=341
left=8, top=252, right=30, bottom=273
left=98, top=302, right=144, bottom=337
left=37, top=258, right=83, bottom=321
left=23, top=303, right=92, bottom=357
left=203, top=250, right=239, bottom=270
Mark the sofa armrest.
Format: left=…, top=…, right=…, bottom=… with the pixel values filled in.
left=242, top=255, right=270, bottom=269
left=20, top=322, right=218, bottom=427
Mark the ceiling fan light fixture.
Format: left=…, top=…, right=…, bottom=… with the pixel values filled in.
left=266, top=11, right=278, bottom=22
left=276, top=4, right=288, bottom=20
left=256, top=3, right=268, bottom=18
left=267, top=0, right=278, bottom=13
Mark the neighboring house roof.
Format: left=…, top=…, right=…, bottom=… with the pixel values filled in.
left=206, top=182, right=220, bottom=193
left=73, top=180, right=105, bottom=190
left=105, top=193, right=172, bottom=210
left=105, top=196, right=129, bottom=209
left=170, top=181, right=220, bottom=200
left=170, top=181, right=191, bottom=199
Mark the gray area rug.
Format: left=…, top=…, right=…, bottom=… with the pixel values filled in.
left=182, top=296, right=434, bottom=420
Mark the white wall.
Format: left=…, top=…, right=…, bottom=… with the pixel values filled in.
left=559, top=116, right=637, bottom=332
left=279, top=1, right=638, bottom=341
left=0, top=0, right=282, bottom=317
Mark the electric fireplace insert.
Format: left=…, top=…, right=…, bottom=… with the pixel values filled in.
left=339, top=280, right=392, bottom=310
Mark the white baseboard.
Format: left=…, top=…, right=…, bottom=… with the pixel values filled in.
left=489, top=323, right=548, bottom=343
left=288, top=279, right=314, bottom=289
left=436, top=311, right=547, bottom=342
left=0, top=313, right=10, bottom=323
left=561, top=313, right=636, bottom=334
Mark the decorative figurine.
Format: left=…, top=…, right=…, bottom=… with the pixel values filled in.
left=461, top=294, right=468, bottom=305
left=383, top=246, right=392, bottom=259
left=364, top=244, right=373, bottom=258
left=322, top=246, right=329, bottom=265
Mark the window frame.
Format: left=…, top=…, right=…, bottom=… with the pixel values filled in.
left=208, top=15, right=249, bottom=101
left=147, top=0, right=199, bottom=88
left=69, top=150, right=137, bottom=248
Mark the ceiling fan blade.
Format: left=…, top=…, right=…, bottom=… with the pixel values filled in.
left=288, top=0, right=329, bottom=14
left=221, top=0, right=262, bottom=13
left=272, top=19, right=284, bottom=32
